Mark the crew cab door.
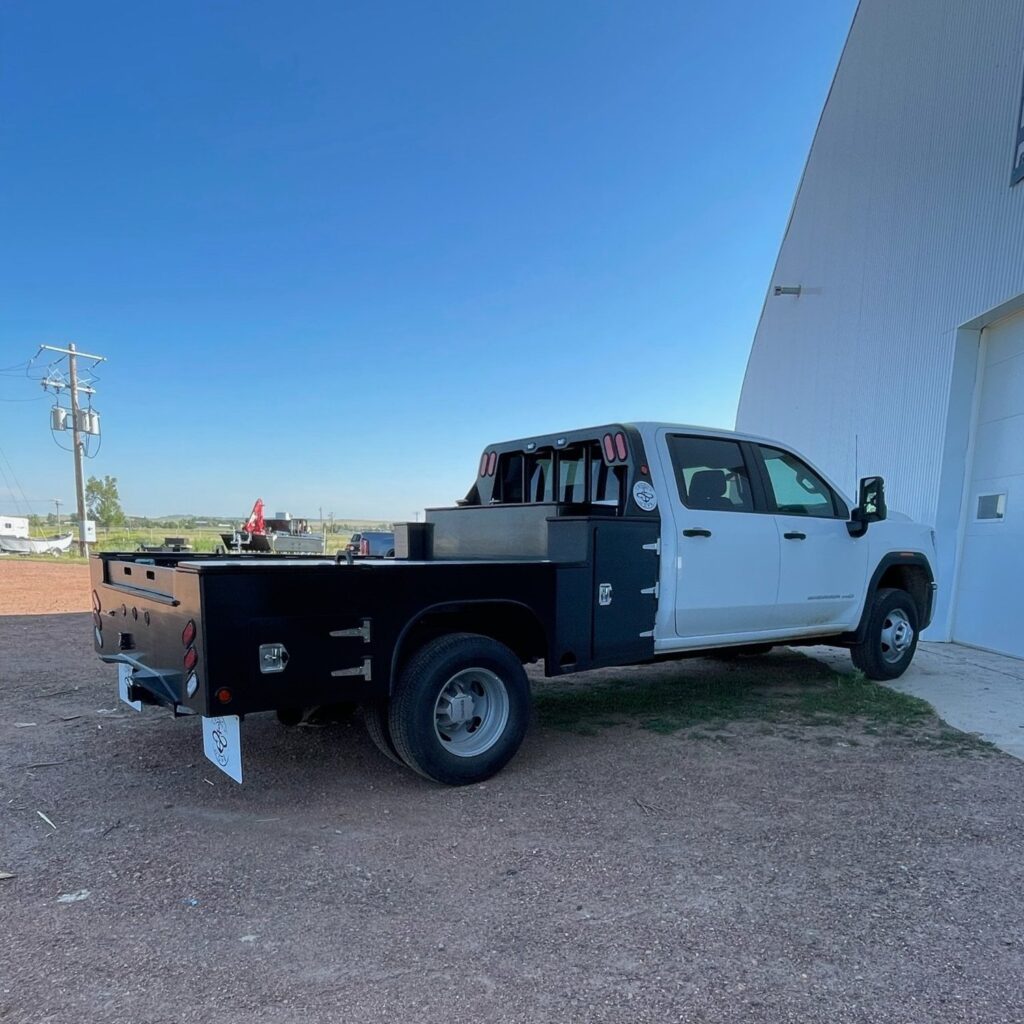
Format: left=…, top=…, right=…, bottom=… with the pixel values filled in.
left=659, top=433, right=780, bottom=639
left=751, top=444, right=868, bottom=630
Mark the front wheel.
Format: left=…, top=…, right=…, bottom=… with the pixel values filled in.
left=388, top=633, right=531, bottom=785
left=851, top=588, right=919, bottom=680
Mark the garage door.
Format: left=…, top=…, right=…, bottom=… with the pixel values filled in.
left=954, top=309, right=1024, bottom=657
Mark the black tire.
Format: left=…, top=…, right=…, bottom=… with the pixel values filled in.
left=851, top=588, right=919, bottom=680
left=388, top=633, right=530, bottom=786
left=276, top=707, right=304, bottom=727
left=361, top=701, right=405, bottom=767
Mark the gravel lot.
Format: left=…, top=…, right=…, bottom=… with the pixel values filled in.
left=0, top=559, right=91, bottom=615
left=2, top=567, right=1024, bottom=1022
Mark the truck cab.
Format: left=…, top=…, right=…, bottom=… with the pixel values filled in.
left=460, top=421, right=935, bottom=671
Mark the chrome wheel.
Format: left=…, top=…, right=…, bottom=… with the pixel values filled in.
left=880, top=608, right=914, bottom=664
left=433, top=668, right=509, bottom=758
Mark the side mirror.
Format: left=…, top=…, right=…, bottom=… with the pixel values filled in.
left=848, top=476, right=887, bottom=537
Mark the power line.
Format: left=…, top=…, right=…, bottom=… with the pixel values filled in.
left=0, top=444, right=33, bottom=514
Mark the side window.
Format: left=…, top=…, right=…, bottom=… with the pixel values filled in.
left=667, top=436, right=754, bottom=512
left=758, top=446, right=836, bottom=518
left=525, top=450, right=554, bottom=502
left=557, top=447, right=587, bottom=503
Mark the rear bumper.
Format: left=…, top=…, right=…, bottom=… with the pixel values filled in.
left=100, top=653, right=193, bottom=714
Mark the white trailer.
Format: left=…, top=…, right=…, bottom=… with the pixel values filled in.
left=0, top=515, right=29, bottom=539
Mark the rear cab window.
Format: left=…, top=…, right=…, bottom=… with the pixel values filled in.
left=491, top=439, right=629, bottom=513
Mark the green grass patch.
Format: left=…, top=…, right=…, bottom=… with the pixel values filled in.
left=532, top=653, right=960, bottom=748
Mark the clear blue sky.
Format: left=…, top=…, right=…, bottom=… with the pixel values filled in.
left=0, top=0, right=855, bottom=521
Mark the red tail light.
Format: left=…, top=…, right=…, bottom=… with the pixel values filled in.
left=184, top=647, right=198, bottom=672
left=614, top=432, right=628, bottom=461
left=602, top=434, right=616, bottom=462
left=479, top=453, right=488, bottom=476
left=359, top=538, right=369, bottom=556
left=182, top=619, right=196, bottom=647
left=486, top=451, right=497, bottom=476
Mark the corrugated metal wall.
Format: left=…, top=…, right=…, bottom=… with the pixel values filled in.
left=737, top=0, right=1024, bottom=529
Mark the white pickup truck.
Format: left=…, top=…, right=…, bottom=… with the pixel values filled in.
left=90, top=422, right=936, bottom=785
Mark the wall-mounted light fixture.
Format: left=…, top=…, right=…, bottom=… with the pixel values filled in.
left=773, top=285, right=802, bottom=297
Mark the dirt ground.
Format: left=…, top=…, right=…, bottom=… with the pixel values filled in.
left=2, top=570, right=1024, bottom=1023
left=0, top=558, right=91, bottom=614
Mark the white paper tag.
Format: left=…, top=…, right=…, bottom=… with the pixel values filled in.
left=117, top=663, right=143, bottom=712
left=202, top=715, right=243, bottom=783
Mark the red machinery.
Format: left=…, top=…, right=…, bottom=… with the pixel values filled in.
left=241, top=498, right=266, bottom=536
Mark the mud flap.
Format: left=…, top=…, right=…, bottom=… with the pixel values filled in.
left=202, top=715, right=243, bottom=783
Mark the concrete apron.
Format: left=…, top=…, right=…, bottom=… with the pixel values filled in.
left=804, top=641, right=1024, bottom=761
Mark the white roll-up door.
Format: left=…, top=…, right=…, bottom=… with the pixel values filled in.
left=954, top=310, right=1024, bottom=656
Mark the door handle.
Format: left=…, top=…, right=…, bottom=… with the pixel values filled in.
left=682, top=528, right=712, bottom=538
left=784, top=531, right=807, bottom=540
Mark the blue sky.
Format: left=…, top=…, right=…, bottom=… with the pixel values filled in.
left=0, top=0, right=855, bottom=521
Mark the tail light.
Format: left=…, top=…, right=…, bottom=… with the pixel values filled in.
left=486, top=451, right=497, bottom=476
left=479, top=453, right=489, bottom=476
left=182, top=619, right=196, bottom=647
left=184, top=647, right=198, bottom=672
left=602, top=434, right=616, bottom=462
left=614, top=432, right=628, bottom=461
left=359, top=538, right=369, bottom=556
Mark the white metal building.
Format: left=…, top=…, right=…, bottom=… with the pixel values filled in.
left=737, top=0, right=1024, bottom=657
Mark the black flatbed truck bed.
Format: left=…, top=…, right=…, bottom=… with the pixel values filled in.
left=90, top=510, right=659, bottom=784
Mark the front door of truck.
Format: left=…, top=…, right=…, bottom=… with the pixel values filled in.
left=753, top=444, right=868, bottom=630
left=659, top=433, right=780, bottom=640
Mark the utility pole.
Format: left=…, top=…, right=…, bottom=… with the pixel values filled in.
left=53, top=498, right=62, bottom=532
left=67, top=345, right=88, bottom=556
left=37, top=343, right=106, bottom=557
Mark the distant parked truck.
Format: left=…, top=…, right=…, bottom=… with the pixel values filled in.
left=344, top=531, right=395, bottom=558
left=218, top=498, right=325, bottom=554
